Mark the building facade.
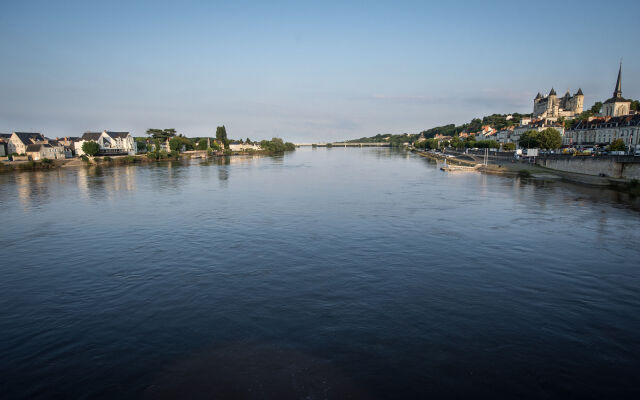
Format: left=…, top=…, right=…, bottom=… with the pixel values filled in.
left=563, top=114, right=640, bottom=150
left=7, top=132, right=46, bottom=155
left=533, top=88, right=584, bottom=119
left=75, top=131, right=137, bottom=156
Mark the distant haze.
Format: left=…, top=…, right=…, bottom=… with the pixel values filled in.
left=1, top=0, right=638, bottom=142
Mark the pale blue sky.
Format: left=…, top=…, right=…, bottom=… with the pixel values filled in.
left=1, top=0, right=638, bottom=141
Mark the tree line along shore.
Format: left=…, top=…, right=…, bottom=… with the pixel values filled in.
left=0, top=126, right=296, bottom=173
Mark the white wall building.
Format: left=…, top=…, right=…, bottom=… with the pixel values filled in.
left=75, top=131, right=137, bottom=156
left=7, top=132, right=46, bottom=155
left=564, top=114, right=640, bottom=149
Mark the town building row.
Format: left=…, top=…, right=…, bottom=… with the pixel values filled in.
left=426, top=64, right=638, bottom=151
left=0, top=131, right=137, bottom=159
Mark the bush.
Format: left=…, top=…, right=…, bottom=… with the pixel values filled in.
left=518, top=169, right=531, bottom=178
left=41, top=158, right=53, bottom=165
left=503, top=143, right=516, bottom=151
left=608, top=139, right=626, bottom=152
left=197, top=138, right=208, bottom=150
left=259, top=138, right=297, bottom=154
left=81, top=141, right=100, bottom=156
left=103, top=156, right=112, bottom=162
left=124, top=155, right=136, bottom=163
left=81, top=155, right=90, bottom=162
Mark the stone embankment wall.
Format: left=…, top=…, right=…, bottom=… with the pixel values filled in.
left=538, top=155, right=640, bottom=180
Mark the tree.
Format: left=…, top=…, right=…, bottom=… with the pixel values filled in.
left=519, top=130, right=539, bottom=149
left=450, top=136, right=464, bottom=149
left=216, top=126, right=228, bottom=147
left=536, top=128, right=562, bottom=150
left=259, top=138, right=296, bottom=153
left=169, top=136, right=192, bottom=152
left=630, top=100, right=640, bottom=112
left=146, top=128, right=177, bottom=140
left=135, top=138, right=147, bottom=152
left=503, top=143, right=516, bottom=151
left=608, top=139, right=626, bottom=152
left=197, top=138, right=209, bottom=150
left=82, top=141, right=100, bottom=156
left=590, top=102, right=603, bottom=114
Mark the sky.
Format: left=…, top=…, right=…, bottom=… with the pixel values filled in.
left=1, top=0, right=639, bottom=142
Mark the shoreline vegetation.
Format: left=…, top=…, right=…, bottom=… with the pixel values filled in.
left=0, top=136, right=296, bottom=174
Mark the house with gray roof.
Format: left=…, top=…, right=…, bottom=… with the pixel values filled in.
left=74, top=131, right=137, bottom=156
left=7, top=132, right=46, bottom=155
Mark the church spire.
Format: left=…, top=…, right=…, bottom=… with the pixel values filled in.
left=614, top=61, right=622, bottom=98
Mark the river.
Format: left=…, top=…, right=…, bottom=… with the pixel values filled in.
left=1, top=147, right=639, bottom=399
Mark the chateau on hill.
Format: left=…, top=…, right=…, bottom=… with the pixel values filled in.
left=533, top=88, right=584, bottom=120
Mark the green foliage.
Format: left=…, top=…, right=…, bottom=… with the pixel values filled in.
left=146, top=128, right=177, bottom=139
left=41, top=158, right=53, bottom=165
left=450, top=136, right=465, bottom=149
left=135, top=138, right=147, bottom=152
left=503, top=142, right=516, bottom=151
left=518, top=130, right=539, bottom=149
left=81, top=141, right=100, bottom=156
left=608, top=139, right=626, bottom=152
left=590, top=102, right=603, bottom=114
left=518, top=170, right=531, bottom=178
left=103, top=156, right=112, bottom=162
left=630, top=100, right=640, bottom=112
left=169, top=150, right=180, bottom=158
left=259, top=138, right=296, bottom=154
left=197, top=138, right=209, bottom=150
left=351, top=113, right=530, bottom=145
left=216, top=126, right=229, bottom=147
left=536, top=128, right=562, bottom=150
left=326, top=143, right=333, bottom=148
left=81, top=155, right=89, bottom=162
left=169, top=136, right=193, bottom=152
left=124, top=156, right=136, bottom=163
left=475, top=140, right=499, bottom=149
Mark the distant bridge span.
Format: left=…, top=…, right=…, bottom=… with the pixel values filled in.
left=295, top=142, right=390, bottom=147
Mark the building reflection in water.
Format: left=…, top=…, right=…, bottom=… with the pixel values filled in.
left=15, top=171, right=51, bottom=210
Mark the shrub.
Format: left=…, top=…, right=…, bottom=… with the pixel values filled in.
left=81, top=155, right=90, bottom=162
left=41, top=158, right=53, bottom=165
left=81, top=141, right=100, bottom=156
left=103, top=156, right=112, bottom=162
left=518, top=169, right=531, bottom=178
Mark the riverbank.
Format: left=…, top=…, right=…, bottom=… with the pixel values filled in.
left=412, top=149, right=640, bottom=195
left=0, top=150, right=284, bottom=174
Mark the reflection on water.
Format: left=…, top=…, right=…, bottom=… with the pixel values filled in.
left=1, top=148, right=640, bottom=399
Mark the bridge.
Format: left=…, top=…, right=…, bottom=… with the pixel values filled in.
left=295, top=142, right=390, bottom=147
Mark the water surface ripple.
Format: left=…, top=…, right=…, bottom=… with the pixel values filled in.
left=1, top=148, right=639, bottom=399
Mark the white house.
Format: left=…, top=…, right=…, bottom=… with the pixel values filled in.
left=229, top=143, right=261, bottom=151
left=7, top=132, right=46, bottom=155
left=75, top=131, right=137, bottom=156
left=564, top=114, right=640, bottom=149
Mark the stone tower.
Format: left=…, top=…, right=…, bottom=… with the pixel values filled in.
left=601, top=63, right=631, bottom=117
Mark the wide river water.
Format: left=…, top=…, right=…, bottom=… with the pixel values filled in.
left=1, top=147, right=639, bottom=399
